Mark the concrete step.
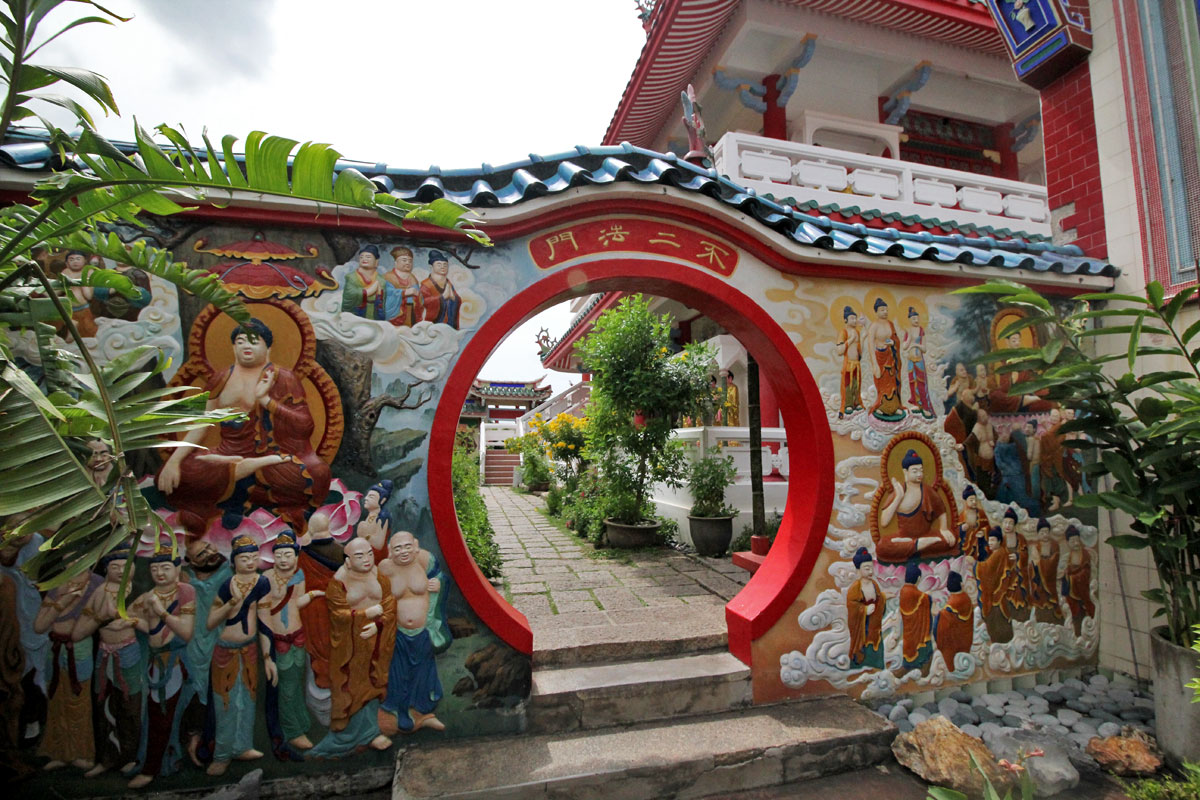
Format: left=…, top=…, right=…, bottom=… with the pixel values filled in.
left=393, top=696, right=895, bottom=800
left=527, top=651, right=751, bottom=734
left=532, top=603, right=728, bottom=668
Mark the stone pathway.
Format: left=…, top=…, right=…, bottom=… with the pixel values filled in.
left=484, top=486, right=748, bottom=658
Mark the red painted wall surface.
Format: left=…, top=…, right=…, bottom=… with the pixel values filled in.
left=1040, top=61, right=1107, bottom=257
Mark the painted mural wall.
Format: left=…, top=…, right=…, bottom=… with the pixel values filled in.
left=4, top=218, right=531, bottom=795
left=753, top=273, right=1099, bottom=703
left=0, top=204, right=1100, bottom=794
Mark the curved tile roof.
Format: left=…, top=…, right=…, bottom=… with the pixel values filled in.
left=0, top=130, right=1117, bottom=278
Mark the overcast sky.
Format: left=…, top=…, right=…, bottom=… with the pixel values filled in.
left=34, top=0, right=648, bottom=393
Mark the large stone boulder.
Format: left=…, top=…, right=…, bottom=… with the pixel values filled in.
left=892, top=717, right=1016, bottom=796
left=1086, top=729, right=1163, bottom=777
left=987, top=730, right=1079, bottom=797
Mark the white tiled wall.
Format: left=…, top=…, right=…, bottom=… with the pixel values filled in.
left=1087, top=0, right=1156, bottom=678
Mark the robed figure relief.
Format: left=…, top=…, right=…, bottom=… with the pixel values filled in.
left=417, top=250, right=461, bottom=329
left=835, top=306, right=864, bottom=418
left=865, top=298, right=905, bottom=422
left=936, top=571, right=973, bottom=669
left=1061, top=526, right=1094, bottom=636
left=975, top=522, right=1022, bottom=645
left=128, top=548, right=196, bottom=789
left=845, top=548, right=884, bottom=670
left=308, top=539, right=396, bottom=758
left=1027, top=518, right=1063, bottom=624
left=383, top=246, right=420, bottom=327
left=871, top=435, right=959, bottom=565
left=902, top=307, right=935, bottom=420
left=341, top=245, right=404, bottom=322
left=957, top=485, right=991, bottom=561
left=159, top=314, right=337, bottom=538
left=899, top=561, right=934, bottom=674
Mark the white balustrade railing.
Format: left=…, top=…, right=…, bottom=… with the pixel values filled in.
left=713, top=130, right=1050, bottom=237
left=518, top=381, right=591, bottom=434
left=672, top=426, right=788, bottom=480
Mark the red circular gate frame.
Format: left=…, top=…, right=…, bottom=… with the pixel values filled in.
left=428, top=258, right=835, bottom=664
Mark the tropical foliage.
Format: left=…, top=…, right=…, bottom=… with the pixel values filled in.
left=687, top=446, right=737, bottom=518
left=953, top=280, right=1200, bottom=647
left=451, top=429, right=501, bottom=579
left=0, top=0, right=489, bottom=594
left=926, top=751, right=1037, bottom=800
left=576, top=294, right=715, bottom=525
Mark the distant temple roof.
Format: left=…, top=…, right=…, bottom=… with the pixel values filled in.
left=468, top=379, right=553, bottom=401
left=0, top=130, right=1116, bottom=276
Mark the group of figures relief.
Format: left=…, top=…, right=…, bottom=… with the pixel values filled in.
left=340, top=245, right=462, bottom=329
left=0, top=225, right=507, bottom=789
left=850, top=438, right=1095, bottom=680
left=782, top=290, right=1100, bottom=699
left=3, top=470, right=449, bottom=791
left=834, top=298, right=936, bottom=423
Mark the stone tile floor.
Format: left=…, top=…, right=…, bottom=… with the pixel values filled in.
left=484, top=486, right=749, bottom=653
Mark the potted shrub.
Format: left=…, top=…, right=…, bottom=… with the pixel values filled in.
left=956, top=280, right=1200, bottom=765
left=687, top=447, right=738, bottom=556
left=576, top=295, right=714, bottom=548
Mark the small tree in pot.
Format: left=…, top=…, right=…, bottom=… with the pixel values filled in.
left=687, top=447, right=738, bottom=556
left=577, top=294, right=714, bottom=547
left=954, top=279, right=1200, bottom=765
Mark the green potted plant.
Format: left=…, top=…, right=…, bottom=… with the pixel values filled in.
left=687, top=447, right=738, bottom=556
left=576, top=294, right=714, bottom=547
left=955, top=279, right=1200, bottom=766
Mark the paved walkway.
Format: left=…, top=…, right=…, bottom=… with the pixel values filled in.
left=483, top=487, right=749, bottom=659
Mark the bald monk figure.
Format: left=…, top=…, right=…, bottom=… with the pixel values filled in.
left=308, top=538, right=396, bottom=758
left=378, top=531, right=446, bottom=734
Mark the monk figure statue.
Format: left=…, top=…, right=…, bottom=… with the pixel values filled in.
left=308, top=538, right=396, bottom=758
left=378, top=531, right=449, bottom=734
left=845, top=547, right=884, bottom=670
left=156, top=318, right=332, bottom=537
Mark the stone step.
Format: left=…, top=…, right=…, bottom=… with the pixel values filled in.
left=394, top=696, right=895, bottom=800
left=532, top=604, right=728, bottom=668
left=527, top=651, right=751, bottom=733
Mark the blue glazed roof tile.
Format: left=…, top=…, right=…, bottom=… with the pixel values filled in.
left=0, top=129, right=1118, bottom=278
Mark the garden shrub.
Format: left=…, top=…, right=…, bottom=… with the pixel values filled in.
left=452, top=432, right=502, bottom=578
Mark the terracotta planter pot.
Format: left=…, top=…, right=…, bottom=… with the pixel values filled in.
left=604, top=518, right=661, bottom=548
left=688, top=515, right=734, bottom=557
left=1150, top=626, right=1200, bottom=767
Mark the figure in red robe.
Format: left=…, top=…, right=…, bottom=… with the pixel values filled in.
left=845, top=548, right=884, bottom=669
left=156, top=319, right=332, bottom=537
left=1061, top=526, right=1094, bottom=636
left=877, top=449, right=957, bottom=564
left=936, top=571, right=973, bottom=669
left=899, top=561, right=934, bottom=673
left=417, top=250, right=461, bottom=329
left=865, top=297, right=905, bottom=422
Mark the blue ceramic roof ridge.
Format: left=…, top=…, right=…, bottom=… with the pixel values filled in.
left=0, top=127, right=1117, bottom=279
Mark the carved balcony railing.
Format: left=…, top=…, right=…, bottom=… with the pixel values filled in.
left=712, top=130, right=1050, bottom=238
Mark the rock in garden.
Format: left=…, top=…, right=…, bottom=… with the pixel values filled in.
left=1097, top=721, right=1121, bottom=738
left=923, top=702, right=940, bottom=714
left=1059, top=686, right=1083, bottom=702
left=1086, top=731, right=1162, bottom=777
left=960, top=723, right=982, bottom=738
left=1066, top=699, right=1091, bottom=714
left=956, top=707, right=980, bottom=725
left=1089, top=674, right=1109, bottom=687
left=950, top=690, right=971, bottom=703
left=938, top=698, right=960, bottom=716
left=1072, top=721, right=1098, bottom=738
left=1109, top=688, right=1135, bottom=704
left=1002, top=714, right=1023, bottom=728
left=1057, top=708, right=1083, bottom=727
left=877, top=703, right=894, bottom=719
left=1091, top=709, right=1123, bottom=724
left=1064, top=678, right=1086, bottom=690
left=203, top=769, right=263, bottom=800
left=977, top=709, right=1000, bottom=724
left=988, top=730, right=1080, bottom=798
left=897, top=698, right=914, bottom=710
left=896, top=719, right=914, bottom=733
left=909, top=710, right=930, bottom=726
left=892, top=717, right=1017, bottom=797
left=1032, top=713, right=1058, bottom=728
left=888, top=704, right=909, bottom=722
left=1043, top=691, right=1065, bottom=704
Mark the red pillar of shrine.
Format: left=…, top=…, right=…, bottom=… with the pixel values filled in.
left=759, top=373, right=781, bottom=429
left=762, top=74, right=787, bottom=140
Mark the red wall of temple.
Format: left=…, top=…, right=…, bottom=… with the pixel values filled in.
left=1040, top=61, right=1107, bottom=257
